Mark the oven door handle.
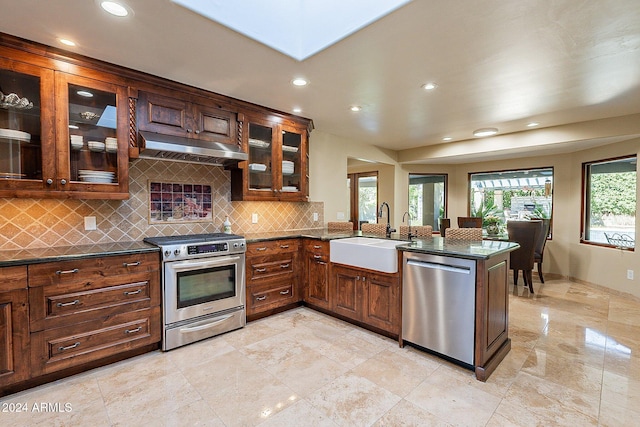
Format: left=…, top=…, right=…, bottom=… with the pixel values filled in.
left=168, top=255, right=242, bottom=272
left=179, top=314, right=234, bottom=333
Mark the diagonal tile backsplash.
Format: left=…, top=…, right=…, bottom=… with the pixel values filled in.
left=0, top=159, right=323, bottom=250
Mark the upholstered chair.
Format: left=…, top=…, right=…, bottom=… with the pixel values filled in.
left=361, top=223, right=387, bottom=235
left=327, top=221, right=354, bottom=232
left=399, top=225, right=433, bottom=238
left=507, top=220, right=542, bottom=293
left=444, top=227, right=483, bottom=240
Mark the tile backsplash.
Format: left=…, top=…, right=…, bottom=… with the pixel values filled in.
left=0, top=159, right=324, bottom=250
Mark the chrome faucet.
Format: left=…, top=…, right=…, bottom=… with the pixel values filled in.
left=378, top=202, right=396, bottom=238
left=402, top=211, right=416, bottom=240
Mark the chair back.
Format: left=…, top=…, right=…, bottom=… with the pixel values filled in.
left=327, top=221, right=354, bottom=232
left=457, top=217, right=482, bottom=228
left=445, top=228, right=483, bottom=240
left=361, top=223, right=386, bottom=235
left=438, top=218, right=450, bottom=237
left=507, top=220, right=541, bottom=270
left=534, top=218, right=551, bottom=260
left=399, top=225, right=432, bottom=238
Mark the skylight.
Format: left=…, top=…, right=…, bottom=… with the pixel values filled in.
left=171, top=0, right=413, bottom=61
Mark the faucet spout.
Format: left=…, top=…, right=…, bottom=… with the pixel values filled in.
left=402, top=211, right=416, bottom=240
left=378, top=202, right=395, bottom=237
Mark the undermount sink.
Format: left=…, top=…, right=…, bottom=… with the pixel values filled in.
left=330, top=237, right=401, bottom=273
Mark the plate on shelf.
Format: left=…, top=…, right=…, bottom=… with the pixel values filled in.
left=0, top=128, right=31, bottom=142
left=282, top=145, right=298, bottom=153
left=281, top=186, right=298, bottom=192
left=87, top=141, right=105, bottom=152
left=249, top=138, right=270, bottom=148
left=249, top=163, right=267, bottom=172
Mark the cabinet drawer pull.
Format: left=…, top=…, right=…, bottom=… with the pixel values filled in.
left=280, top=263, right=290, bottom=268
left=256, top=295, right=267, bottom=301
left=55, top=268, right=79, bottom=275
left=256, top=247, right=267, bottom=252
left=125, top=326, right=142, bottom=334
left=123, top=261, right=141, bottom=267
left=123, top=289, right=142, bottom=296
left=56, top=299, right=80, bottom=307
left=313, top=255, right=322, bottom=259
left=280, top=244, right=289, bottom=249
left=316, top=260, right=327, bottom=265
left=255, top=268, right=267, bottom=273
left=279, top=289, right=290, bottom=295
left=313, top=245, right=322, bottom=249
left=59, top=342, right=80, bottom=352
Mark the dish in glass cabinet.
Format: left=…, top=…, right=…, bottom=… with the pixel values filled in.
left=282, top=145, right=298, bottom=153
left=0, top=128, right=31, bottom=142
left=248, top=138, right=270, bottom=148
left=0, top=92, right=33, bottom=110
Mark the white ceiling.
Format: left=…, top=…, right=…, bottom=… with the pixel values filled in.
left=1, top=0, right=639, bottom=163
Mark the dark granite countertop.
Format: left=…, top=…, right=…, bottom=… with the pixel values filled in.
left=0, top=241, right=159, bottom=267
left=397, top=236, right=519, bottom=260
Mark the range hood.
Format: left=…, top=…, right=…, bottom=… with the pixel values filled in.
left=137, top=131, right=247, bottom=166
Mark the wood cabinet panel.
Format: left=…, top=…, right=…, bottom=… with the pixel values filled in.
left=31, top=306, right=160, bottom=376
left=332, top=265, right=359, bottom=320
left=246, top=239, right=299, bottom=257
left=303, top=239, right=331, bottom=310
left=247, top=256, right=295, bottom=282
left=247, top=279, right=296, bottom=316
left=0, top=285, right=29, bottom=389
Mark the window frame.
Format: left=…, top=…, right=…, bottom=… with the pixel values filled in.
left=348, top=171, right=378, bottom=230
left=580, top=154, right=636, bottom=250
left=407, top=173, right=448, bottom=231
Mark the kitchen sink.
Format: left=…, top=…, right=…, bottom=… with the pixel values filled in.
left=330, top=237, right=401, bottom=273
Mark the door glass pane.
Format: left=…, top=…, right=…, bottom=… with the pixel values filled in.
left=358, top=175, right=378, bottom=223
left=248, top=123, right=272, bottom=191
left=0, top=69, right=42, bottom=180
left=281, top=130, right=301, bottom=192
left=67, top=83, right=118, bottom=182
left=409, top=174, right=446, bottom=229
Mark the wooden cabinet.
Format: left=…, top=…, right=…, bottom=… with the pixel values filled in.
left=0, top=46, right=132, bottom=199
left=28, top=252, right=161, bottom=376
left=331, top=264, right=400, bottom=336
left=231, top=113, right=310, bottom=201
left=303, top=239, right=331, bottom=310
left=0, top=266, right=29, bottom=389
left=246, top=239, right=301, bottom=320
left=137, top=91, right=238, bottom=146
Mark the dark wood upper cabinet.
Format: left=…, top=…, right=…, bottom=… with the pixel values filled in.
left=137, top=91, right=237, bottom=146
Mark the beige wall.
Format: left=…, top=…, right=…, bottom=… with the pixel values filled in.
left=311, top=129, right=640, bottom=298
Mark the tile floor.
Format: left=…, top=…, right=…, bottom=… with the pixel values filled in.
left=2, top=277, right=640, bottom=426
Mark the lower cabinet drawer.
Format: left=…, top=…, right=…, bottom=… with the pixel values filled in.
left=30, top=306, right=161, bottom=376
left=248, top=256, right=295, bottom=281
left=247, top=280, right=297, bottom=315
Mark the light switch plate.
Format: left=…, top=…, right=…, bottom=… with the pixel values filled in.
left=84, top=216, right=97, bottom=231
left=337, top=212, right=345, bottom=220
left=628, top=270, right=634, bottom=280
left=313, top=212, right=319, bottom=221
left=251, top=213, right=258, bottom=224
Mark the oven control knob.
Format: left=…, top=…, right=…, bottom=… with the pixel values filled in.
left=174, top=249, right=181, bottom=256
left=164, top=250, right=171, bottom=258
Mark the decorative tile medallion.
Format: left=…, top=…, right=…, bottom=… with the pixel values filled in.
left=149, top=181, right=213, bottom=223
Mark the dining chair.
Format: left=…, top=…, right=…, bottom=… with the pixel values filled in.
left=361, top=223, right=387, bottom=235
left=534, top=218, right=551, bottom=283
left=507, top=220, right=542, bottom=293
left=444, top=227, right=483, bottom=240
left=327, top=221, right=354, bottom=232
left=438, top=218, right=450, bottom=237
left=457, top=216, right=482, bottom=228
left=399, top=225, right=433, bottom=238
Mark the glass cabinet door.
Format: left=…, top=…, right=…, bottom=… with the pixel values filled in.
left=56, top=72, right=128, bottom=195
left=280, top=127, right=302, bottom=194
left=247, top=122, right=274, bottom=192
left=0, top=60, right=55, bottom=191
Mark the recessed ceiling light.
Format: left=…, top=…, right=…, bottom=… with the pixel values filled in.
left=350, top=106, right=362, bottom=112
left=100, top=1, right=129, bottom=17
left=473, top=128, right=499, bottom=137
left=59, top=38, right=76, bottom=47
left=77, top=90, right=93, bottom=97
left=421, top=82, right=438, bottom=90
left=291, top=78, right=308, bottom=86
left=442, top=136, right=452, bottom=141
left=527, top=122, right=540, bottom=127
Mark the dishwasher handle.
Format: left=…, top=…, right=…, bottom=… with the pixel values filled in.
left=406, top=259, right=471, bottom=274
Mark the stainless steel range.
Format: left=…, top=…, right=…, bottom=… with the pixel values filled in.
left=143, top=233, right=246, bottom=351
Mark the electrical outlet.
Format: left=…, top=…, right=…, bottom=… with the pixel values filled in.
left=627, top=270, right=634, bottom=280
left=313, top=212, right=318, bottom=222
left=251, top=213, right=258, bottom=224
left=337, top=212, right=345, bottom=220
left=84, top=216, right=97, bottom=231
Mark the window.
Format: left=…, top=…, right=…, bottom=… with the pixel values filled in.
left=469, top=167, right=553, bottom=231
left=348, top=172, right=378, bottom=229
left=408, top=174, right=447, bottom=230
left=582, top=155, right=636, bottom=249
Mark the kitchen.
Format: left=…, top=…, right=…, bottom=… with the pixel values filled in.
left=1, top=0, right=640, bottom=425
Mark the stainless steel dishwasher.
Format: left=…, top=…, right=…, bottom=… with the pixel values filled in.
left=402, top=251, right=476, bottom=366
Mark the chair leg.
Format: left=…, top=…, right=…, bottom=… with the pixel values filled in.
left=537, top=262, right=545, bottom=283
left=513, top=270, right=519, bottom=286
left=527, top=270, right=534, bottom=293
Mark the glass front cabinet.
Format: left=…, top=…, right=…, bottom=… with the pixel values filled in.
left=0, top=50, right=129, bottom=199
left=231, top=113, right=310, bottom=201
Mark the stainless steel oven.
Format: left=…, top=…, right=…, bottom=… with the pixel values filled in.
left=144, top=233, right=246, bottom=351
